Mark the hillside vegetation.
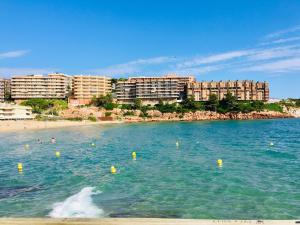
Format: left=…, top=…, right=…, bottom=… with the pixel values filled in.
left=91, top=93, right=285, bottom=115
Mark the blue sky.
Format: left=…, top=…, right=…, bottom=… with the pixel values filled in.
left=0, top=0, right=300, bottom=98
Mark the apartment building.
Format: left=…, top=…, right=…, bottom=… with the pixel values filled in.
left=187, top=80, right=269, bottom=101
left=0, top=79, right=4, bottom=102
left=70, top=75, right=111, bottom=105
left=0, top=103, right=34, bottom=120
left=116, top=75, right=195, bottom=105
left=11, top=73, right=71, bottom=101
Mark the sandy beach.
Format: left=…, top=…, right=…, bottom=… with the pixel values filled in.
left=0, top=218, right=296, bottom=225
left=0, top=120, right=123, bottom=133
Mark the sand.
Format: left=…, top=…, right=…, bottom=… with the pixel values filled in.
left=0, top=218, right=296, bottom=225
left=0, top=120, right=123, bottom=133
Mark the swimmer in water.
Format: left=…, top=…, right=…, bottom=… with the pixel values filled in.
left=37, top=138, right=42, bottom=144
left=51, top=137, right=56, bottom=144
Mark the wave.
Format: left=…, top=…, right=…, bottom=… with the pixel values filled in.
left=49, top=187, right=103, bottom=218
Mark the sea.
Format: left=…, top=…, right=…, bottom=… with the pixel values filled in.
left=0, top=118, right=299, bottom=219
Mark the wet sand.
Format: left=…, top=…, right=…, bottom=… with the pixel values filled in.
left=0, top=218, right=296, bottom=225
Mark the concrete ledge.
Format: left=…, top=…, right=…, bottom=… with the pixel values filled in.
left=0, top=218, right=297, bottom=225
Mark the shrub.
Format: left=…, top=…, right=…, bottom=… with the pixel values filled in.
left=264, top=103, right=283, bottom=112
left=121, top=104, right=133, bottom=110
left=104, top=102, right=118, bottom=110
left=66, top=117, right=83, bottom=121
left=88, top=116, right=97, bottom=122
left=91, top=94, right=118, bottom=110
left=21, top=99, right=68, bottom=114
left=105, top=112, right=112, bottom=117
left=181, top=97, right=204, bottom=112
left=123, top=111, right=135, bottom=116
left=154, top=101, right=177, bottom=113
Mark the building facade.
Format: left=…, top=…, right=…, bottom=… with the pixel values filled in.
left=3, top=79, right=11, bottom=100
left=11, top=73, right=71, bottom=101
left=187, top=80, right=269, bottom=101
left=116, top=75, right=195, bottom=104
left=0, top=103, right=34, bottom=120
left=70, top=75, right=111, bottom=105
left=0, top=79, right=4, bottom=102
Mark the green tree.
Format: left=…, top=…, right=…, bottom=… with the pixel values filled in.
left=205, top=94, right=218, bottom=112
left=20, top=99, right=68, bottom=114
left=251, top=101, right=264, bottom=112
left=218, top=92, right=239, bottom=113
left=91, top=94, right=117, bottom=110
left=133, top=98, right=142, bottom=110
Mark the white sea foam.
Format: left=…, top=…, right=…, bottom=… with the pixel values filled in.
left=49, top=187, right=103, bottom=218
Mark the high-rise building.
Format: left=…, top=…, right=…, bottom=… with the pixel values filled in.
left=11, top=73, right=71, bottom=101
left=116, top=75, right=195, bottom=105
left=70, top=75, right=111, bottom=105
left=0, top=79, right=4, bottom=102
left=187, top=80, right=269, bottom=101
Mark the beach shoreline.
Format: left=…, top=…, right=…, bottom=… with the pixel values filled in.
left=0, top=218, right=296, bottom=225
left=0, top=120, right=123, bottom=133
left=0, top=114, right=295, bottom=133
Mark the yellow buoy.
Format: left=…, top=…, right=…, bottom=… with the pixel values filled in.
left=176, top=141, right=179, bottom=147
left=91, top=143, right=96, bottom=147
left=18, top=163, right=23, bottom=172
left=217, top=159, right=223, bottom=167
left=111, top=166, right=117, bottom=174
left=25, top=144, right=29, bottom=150
left=55, top=151, right=61, bottom=157
left=132, top=151, right=137, bottom=160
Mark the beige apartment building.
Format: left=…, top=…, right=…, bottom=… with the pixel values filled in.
left=11, top=73, right=71, bottom=101
left=70, top=75, right=111, bottom=106
left=116, top=75, right=195, bottom=105
left=0, top=79, right=4, bottom=102
left=187, top=80, right=269, bottom=101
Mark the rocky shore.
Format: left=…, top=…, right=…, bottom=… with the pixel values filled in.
left=60, top=107, right=294, bottom=123
left=123, top=110, right=293, bottom=122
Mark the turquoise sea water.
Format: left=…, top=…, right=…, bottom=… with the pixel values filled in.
left=0, top=119, right=299, bottom=219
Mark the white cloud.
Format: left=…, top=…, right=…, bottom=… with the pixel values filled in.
left=0, top=50, right=29, bottom=59
left=0, top=67, right=57, bottom=76
left=177, top=50, right=252, bottom=68
left=90, top=56, right=177, bottom=75
left=260, top=36, right=300, bottom=46
left=85, top=25, right=300, bottom=77
left=170, top=65, right=225, bottom=75
left=247, top=45, right=300, bottom=61
left=126, top=56, right=177, bottom=65
left=237, top=57, right=300, bottom=73
left=264, top=25, right=300, bottom=39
